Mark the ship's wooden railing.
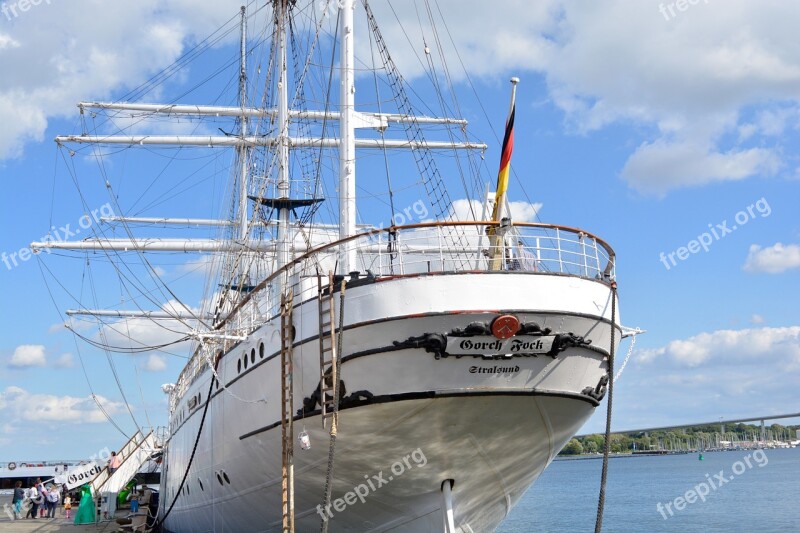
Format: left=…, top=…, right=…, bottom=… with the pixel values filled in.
left=172, top=221, right=615, bottom=400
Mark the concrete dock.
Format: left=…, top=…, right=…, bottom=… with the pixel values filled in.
left=0, top=514, right=121, bottom=532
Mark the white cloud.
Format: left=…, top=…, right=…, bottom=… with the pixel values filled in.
left=0, top=0, right=244, bottom=159
left=508, top=201, right=544, bottom=223
left=48, top=322, right=67, bottom=334
left=449, top=198, right=542, bottom=222
left=95, top=298, right=201, bottom=353
left=375, top=1, right=800, bottom=194
left=743, top=243, right=800, bottom=273
left=143, top=354, right=167, bottom=372
left=0, top=34, right=21, bottom=49
left=750, top=314, right=765, bottom=325
left=0, top=386, right=124, bottom=423
left=55, top=353, right=74, bottom=368
left=9, top=344, right=46, bottom=367
left=638, top=326, right=800, bottom=369
left=605, top=326, right=800, bottom=429
left=2, top=0, right=800, bottom=195
left=177, top=256, right=221, bottom=278
left=621, top=140, right=780, bottom=195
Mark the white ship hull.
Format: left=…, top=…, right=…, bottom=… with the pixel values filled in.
left=161, top=272, right=618, bottom=532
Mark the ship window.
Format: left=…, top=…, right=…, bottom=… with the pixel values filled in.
left=237, top=359, right=241, bottom=373
left=186, top=485, right=190, bottom=495
left=259, top=342, right=264, bottom=358
left=243, top=353, right=248, bottom=369
left=251, top=348, right=255, bottom=364
left=216, top=472, right=224, bottom=485
left=222, top=471, right=231, bottom=484
left=198, top=478, right=204, bottom=491
left=198, top=393, right=202, bottom=405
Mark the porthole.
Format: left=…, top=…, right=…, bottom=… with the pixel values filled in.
left=259, top=342, right=264, bottom=358
left=243, top=353, right=248, bottom=369
left=216, top=472, right=223, bottom=485
left=222, top=471, right=231, bottom=484
left=198, top=478, right=204, bottom=491
left=237, top=359, right=241, bottom=373
left=198, top=393, right=202, bottom=405
left=250, top=348, right=255, bottom=364
left=186, top=485, right=190, bottom=496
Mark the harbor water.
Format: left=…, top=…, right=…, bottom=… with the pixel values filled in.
left=499, top=448, right=800, bottom=532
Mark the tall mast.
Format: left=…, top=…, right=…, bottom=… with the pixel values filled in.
left=276, top=0, right=291, bottom=272
left=339, top=0, right=356, bottom=273
left=238, top=5, right=249, bottom=242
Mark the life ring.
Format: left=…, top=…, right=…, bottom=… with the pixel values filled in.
left=8, top=462, right=16, bottom=470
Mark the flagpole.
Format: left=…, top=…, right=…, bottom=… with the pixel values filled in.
left=488, top=77, right=519, bottom=270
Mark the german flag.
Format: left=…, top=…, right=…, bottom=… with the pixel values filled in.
left=491, top=101, right=515, bottom=222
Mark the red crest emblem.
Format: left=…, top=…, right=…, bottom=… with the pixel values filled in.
left=491, top=314, right=520, bottom=339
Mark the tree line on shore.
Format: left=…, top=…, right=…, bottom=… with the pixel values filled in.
left=560, top=423, right=800, bottom=455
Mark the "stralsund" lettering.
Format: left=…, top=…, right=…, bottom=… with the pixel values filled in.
left=469, top=365, right=520, bottom=374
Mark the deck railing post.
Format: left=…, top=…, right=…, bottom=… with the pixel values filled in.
left=555, top=228, right=564, bottom=273
left=580, top=232, right=588, bottom=277
left=438, top=226, right=445, bottom=271
left=397, top=230, right=405, bottom=275
left=593, top=237, right=602, bottom=277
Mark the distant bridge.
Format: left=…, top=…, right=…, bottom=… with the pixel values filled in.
left=578, top=412, right=800, bottom=437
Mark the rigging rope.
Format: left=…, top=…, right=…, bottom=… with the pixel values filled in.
left=595, top=281, right=617, bottom=533
left=429, top=0, right=543, bottom=224
left=362, top=0, right=472, bottom=266
left=153, top=369, right=217, bottom=531
left=35, top=258, right=131, bottom=440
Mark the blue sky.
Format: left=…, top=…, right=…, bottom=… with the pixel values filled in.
left=1, top=0, right=799, bottom=460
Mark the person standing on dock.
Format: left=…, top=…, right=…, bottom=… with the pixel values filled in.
left=39, top=485, right=48, bottom=518
left=46, top=485, right=60, bottom=518
left=11, top=481, right=25, bottom=519
left=128, top=487, right=140, bottom=513
left=63, top=493, right=72, bottom=520
left=25, top=482, right=39, bottom=519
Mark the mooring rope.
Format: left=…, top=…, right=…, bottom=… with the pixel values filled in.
left=594, top=281, right=617, bottom=533
left=320, top=279, right=347, bottom=532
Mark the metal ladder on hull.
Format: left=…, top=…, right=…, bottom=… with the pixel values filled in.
left=280, top=290, right=295, bottom=533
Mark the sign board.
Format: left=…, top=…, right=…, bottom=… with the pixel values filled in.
left=445, top=335, right=555, bottom=357
left=65, top=461, right=102, bottom=490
